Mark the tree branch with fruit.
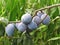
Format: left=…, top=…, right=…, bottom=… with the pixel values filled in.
left=0, top=3, right=60, bottom=37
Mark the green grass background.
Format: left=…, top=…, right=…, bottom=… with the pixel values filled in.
left=0, top=0, right=60, bottom=45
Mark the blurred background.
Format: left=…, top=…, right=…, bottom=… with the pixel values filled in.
left=0, top=0, right=60, bottom=45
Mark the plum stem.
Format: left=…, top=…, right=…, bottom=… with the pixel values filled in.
left=34, top=3, right=60, bottom=13
left=8, top=3, right=60, bottom=23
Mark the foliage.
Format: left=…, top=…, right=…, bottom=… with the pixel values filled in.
left=0, top=0, right=60, bottom=45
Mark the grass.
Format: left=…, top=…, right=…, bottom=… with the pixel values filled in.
left=0, top=0, right=60, bottom=45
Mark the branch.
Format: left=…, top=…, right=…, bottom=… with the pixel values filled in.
left=8, top=21, right=20, bottom=23
left=9, top=3, right=60, bottom=23
left=35, top=3, right=60, bottom=12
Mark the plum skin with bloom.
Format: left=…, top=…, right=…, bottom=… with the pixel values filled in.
left=32, top=16, right=41, bottom=25
left=37, top=11, right=44, bottom=18
left=28, top=21, right=38, bottom=30
left=17, top=22, right=27, bottom=32
left=5, top=23, right=15, bottom=36
left=21, top=13, right=32, bottom=24
left=41, top=14, right=50, bottom=25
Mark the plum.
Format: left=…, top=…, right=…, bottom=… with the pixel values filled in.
left=5, top=23, right=15, bottom=36
left=17, top=22, right=27, bottom=32
left=28, top=21, right=38, bottom=30
left=32, top=16, right=41, bottom=25
left=37, top=11, right=44, bottom=18
left=41, top=14, right=50, bottom=25
left=21, top=13, right=32, bottom=24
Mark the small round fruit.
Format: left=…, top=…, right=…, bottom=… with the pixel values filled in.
left=15, top=23, right=20, bottom=29
left=17, top=22, right=27, bottom=32
left=21, top=13, right=32, bottom=24
left=5, top=24, right=15, bottom=36
left=41, top=14, right=50, bottom=25
left=37, top=11, right=44, bottom=18
left=32, top=16, right=41, bottom=25
left=28, top=21, right=38, bottom=30
left=41, top=13, right=47, bottom=20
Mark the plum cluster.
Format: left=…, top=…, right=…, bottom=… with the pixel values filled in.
left=5, top=11, right=50, bottom=36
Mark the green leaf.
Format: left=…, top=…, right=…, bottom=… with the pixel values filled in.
left=48, top=37, right=60, bottom=41
left=51, top=7, right=59, bottom=19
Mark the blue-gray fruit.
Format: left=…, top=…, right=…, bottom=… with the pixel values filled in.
left=5, top=24, right=15, bottom=36
left=28, top=21, right=38, bottom=30
left=41, top=14, right=50, bottom=25
left=15, top=23, right=20, bottom=29
left=32, top=16, right=41, bottom=25
left=37, top=11, right=44, bottom=18
left=21, top=13, right=32, bottom=24
left=17, top=22, right=27, bottom=32
left=41, top=13, right=47, bottom=20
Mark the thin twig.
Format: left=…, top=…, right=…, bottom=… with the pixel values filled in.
left=8, top=21, right=20, bottom=23
left=8, top=3, right=60, bottom=23
left=35, top=3, right=60, bottom=12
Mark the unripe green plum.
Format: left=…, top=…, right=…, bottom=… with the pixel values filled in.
left=21, top=13, right=32, bottom=24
